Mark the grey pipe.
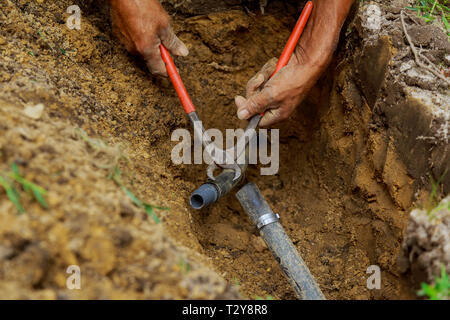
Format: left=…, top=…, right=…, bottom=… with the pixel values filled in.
left=190, top=150, right=249, bottom=209
left=236, top=182, right=325, bottom=300
left=190, top=168, right=245, bottom=209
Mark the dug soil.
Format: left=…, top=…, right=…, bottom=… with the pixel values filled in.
left=0, top=0, right=448, bottom=299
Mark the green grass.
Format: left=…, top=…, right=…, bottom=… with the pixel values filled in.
left=178, top=258, right=192, bottom=274
left=425, top=170, right=448, bottom=220
left=108, top=166, right=168, bottom=224
left=0, top=163, right=48, bottom=213
left=74, top=129, right=169, bottom=224
left=254, top=295, right=274, bottom=300
left=406, top=0, right=450, bottom=35
left=418, top=265, right=449, bottom=300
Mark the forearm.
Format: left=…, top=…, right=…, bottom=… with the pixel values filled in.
left=295, top=0, right=355, bottom=67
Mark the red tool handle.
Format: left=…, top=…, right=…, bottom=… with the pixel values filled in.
left=256, top=1, right=312, bottom=117
left=160, top=0, right=313, bottom=116
left=271, top=1, right=313, bottom=77
left=160, top=44, right=196, bottom=114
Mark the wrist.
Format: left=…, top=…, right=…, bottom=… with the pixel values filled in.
left=294, top=0, right=354, bottom=68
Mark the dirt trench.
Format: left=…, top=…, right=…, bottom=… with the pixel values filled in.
left=0, top=0, right=448, bottom=299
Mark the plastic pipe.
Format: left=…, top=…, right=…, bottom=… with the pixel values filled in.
left=236, top=182, right=325, bottom=300
left=190, top=162, right=248, bottom=209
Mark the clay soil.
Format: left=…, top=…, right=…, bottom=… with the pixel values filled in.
left=0, top=0, right=447, bottom=299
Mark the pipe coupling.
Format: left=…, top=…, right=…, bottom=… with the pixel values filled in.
left=256, top=212, right=280, bottom=230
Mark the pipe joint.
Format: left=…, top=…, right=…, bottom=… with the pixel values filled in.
left=256, top=213, right=280, bottom=230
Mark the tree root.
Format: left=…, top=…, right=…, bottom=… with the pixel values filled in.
left=400, top=10, right=450, bottom=86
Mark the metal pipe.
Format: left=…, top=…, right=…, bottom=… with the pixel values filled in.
left=236, top=182, right=325, bottom=300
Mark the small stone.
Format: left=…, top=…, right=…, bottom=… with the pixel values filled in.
left=251, top=235, right=267, bottom=253
left=23, top=103, right=45, bottom=119
left=0, top=36, right=6, bottom=45
left=445, top=54, right=450, bottom=65
left=0, top=245, right=14, bottom=260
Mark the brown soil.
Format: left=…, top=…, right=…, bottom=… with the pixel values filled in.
left=0, top=0, right=448, bottom=299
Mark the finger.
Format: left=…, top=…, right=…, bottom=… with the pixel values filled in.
left=140, top=38, right=168, bottom=76
left=236, top=88, right=274, bottom=120
left=146, top=51, right=168, bottom=76
left=260, top=57, right=278, bottom=79
left=246, top=73, right=265, bottom=98
left=246, top=57, right=278, bottom=98
left=160, top=25, right=189, bottom=57
left=235, top=95, right=247, bottom=110
left=147, top=58, right=167, bottom=76
left=259, top=108, right=283, bottom=127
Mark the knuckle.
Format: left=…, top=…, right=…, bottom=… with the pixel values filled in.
left=135, top=38, right=155, bottom=56
left=267, top=57, right=278, bottom=69
left=246, top=79, right=256, bottom=92
left=247, top=98, right=260, bottom=114
left=159, top=21, right=172, bottom=38
left=159, top=15, right=170, bottom=29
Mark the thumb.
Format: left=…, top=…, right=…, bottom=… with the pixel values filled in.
left=160, top=25, right=189, bottom=57
left=236, top=88, right=274, bottom=120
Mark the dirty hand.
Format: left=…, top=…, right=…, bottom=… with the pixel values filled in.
left=235, top=0, right=354, bottom=127
left=109, top=0, right=188, bottom=76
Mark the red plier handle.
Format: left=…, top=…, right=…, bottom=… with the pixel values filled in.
left=160, top=44, right=196, bottom=114
left=160, top=1, right=313, bottom=117
left=271, top=1, right=313, bottom=77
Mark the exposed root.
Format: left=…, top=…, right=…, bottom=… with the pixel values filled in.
left=260, top=0, right=268, bottom=15
left=400, top=10, right=450, bottom=86
left=207, top=61, right=244, bottom=72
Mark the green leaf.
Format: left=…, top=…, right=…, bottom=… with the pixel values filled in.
left=178, top=258, right=191, bottom=274
left=442, top=14, right=450, bottom=30
left=11, top=163, right=19, bottom=175
left=0, top=176, right=25, bottom=214
left=418, top=265, right=449, bottom=300
left=7, top=187, right=24, bottom=214
left=144, top=203, right=161, bottom=224
left=123, top=187, right=143, bottom=208
left=31, top=186, right=48, bottom=209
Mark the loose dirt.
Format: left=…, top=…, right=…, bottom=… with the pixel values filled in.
left=0, top=0, right=448, bottom=299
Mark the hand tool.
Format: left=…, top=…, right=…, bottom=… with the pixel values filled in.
left=206, top=1, right=314, bottom=179
left=160, top=44, right=242, bottom=180
left=161, top=1, right=313, bottom=181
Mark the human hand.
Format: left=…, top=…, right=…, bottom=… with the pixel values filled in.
left=235, top=0, right=354, bottom=127
left=110, top=0, right=188, bottom=76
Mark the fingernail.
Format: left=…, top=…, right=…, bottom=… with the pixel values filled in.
left=235, top=96, right=246, bottom=108
left=237, top=109, right=249, bottom=120
left=179, top=44, right=189, bottom=56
